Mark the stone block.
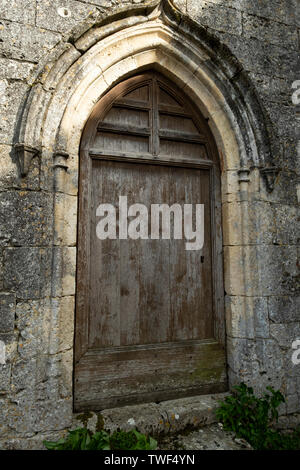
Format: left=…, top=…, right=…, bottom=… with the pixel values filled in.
left=3, top=247, right=52, bottom=299
left=0, top=21, right=61, bottom=62
left=0, top=364, right=11, bottom=393
left=11, top=358, right=37, bottom=394
left=222, top=201, right=273, bottom=246
left=16, top=299, right=51, bottom=359
left=0, top=80, right=29, bottom=146
left=240, top=0, right=299, bottom=27
left=36, top=0, right=98, bottom=34
left=0, top=58, right=35, bottom=80
left=262, top=102, right=295, bottom=140
left=270, top=323, right=300, bottom=349
left=207, top=29, right=298, bottom=80
left=243, top=13, right=298, bottom=50
left=48, top=296, right=75, bottom=354
left=58, top=349, right=73, bottom=399
left=52, top=247, right=76, bottom=297
left=0, top=293, right=15, bottom=332
left=227, top=337, right=286, bottom=393
left=248, top=73, right=292, bottom=105
left=286, top=394, right=300, bottom=414
left=224, top=245, right=299, bottom=296
left=0, top=249, right=3, bottom=291
left=0, top=144, right=19, bottom=190
left=225, top=295, right=269, bottom=339
left=260, top=169, right=299, bottom=205
left=268, top=296, right=300, bottom=323
left=33, top=398, right=73, bottom=432
left=54, top=193, right=77, bottom=246
left=0, top=0, right=35, bottom=25
left=201, top=0, right=298, bottom=26
left=0, top=192, right=53, bottom=247
left=187, top=1, right=242, bottom=35
left=271, top=204, right=299, bottom=246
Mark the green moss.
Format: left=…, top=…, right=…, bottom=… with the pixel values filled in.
left=76, top=411, right=93, bottom=427
left=96, top=413, right=105, bottom=432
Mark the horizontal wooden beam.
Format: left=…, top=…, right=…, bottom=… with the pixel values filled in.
left=89, top=149, right=213, bottom=168
left=97, top=122, right=151, bottom=137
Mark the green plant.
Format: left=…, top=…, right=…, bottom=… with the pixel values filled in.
left=43, top=427, right=157, bottom=451
left=216, top=383, right=300, bottom=450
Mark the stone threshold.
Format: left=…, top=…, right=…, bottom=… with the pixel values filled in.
left=73, top=393, right=228, bottom=438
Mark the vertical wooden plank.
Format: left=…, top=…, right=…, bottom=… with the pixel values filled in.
left=119, top=162, right=141, bottom=346
left=139, top=164, right=171, bottom=344
left=75, top=149, right=92, bottom=362
left=169, top=166, right=191, bottom=341
left=200, top=169, right=214, bottom=338
left=89, top=161, right=121, bottom=348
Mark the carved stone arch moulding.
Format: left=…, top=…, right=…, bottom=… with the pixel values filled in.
left=15, top=0, right=278, bottom=186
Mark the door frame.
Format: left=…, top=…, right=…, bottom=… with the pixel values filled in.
left=74, top=72, right=226, bottom=409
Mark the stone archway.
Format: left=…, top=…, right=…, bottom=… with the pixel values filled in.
left=14, top=0, right=277, bottom=411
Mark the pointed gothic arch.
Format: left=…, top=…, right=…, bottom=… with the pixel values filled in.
left=12, top=0, right=279, bottom=404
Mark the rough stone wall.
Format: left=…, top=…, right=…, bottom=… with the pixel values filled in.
left=0, top=0, right=299, bottom=448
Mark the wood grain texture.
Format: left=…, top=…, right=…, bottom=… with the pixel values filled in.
left=75, top=340, right=227, bottom=411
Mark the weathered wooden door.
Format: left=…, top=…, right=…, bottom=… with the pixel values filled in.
left=74, top=72, right=226, bottom=411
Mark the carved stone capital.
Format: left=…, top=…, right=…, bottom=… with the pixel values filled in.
left=237, top=167, right=251, bottom=184
left=53, top=150, right=69, bottom=170
left=260, top=167, right=280, bottom=192
left=14, top=143, right=40, bottom=177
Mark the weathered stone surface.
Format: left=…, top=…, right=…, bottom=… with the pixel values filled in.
left=222, top=201, right=274, bottom=246
left=0, top=80, right=29, bottom=146
left=0, top=58, right=35, bottom=81
left=271, top=204, right=299, bottom=246
left=0, top=144, right=18, bottom=190
left=263, top=102, right=295, bottom=140
left=33, top=398, right=73, bottom=432
left=270, top=323, right=300, bottom=349
left=248, top=72, right=292, bottom=105
left=224, top=245, right=299, bottom=296
left=242, top=13, right=298, bottom=50
left=36, top=0, right=98, bottom=34
left=225, top=296, right=269, bottom=339
left=11, top=357, right=38, bottom=394
left=75, top=393, right=228, bottom=437
left=16, top=299, right=51, bottom=359
left=48, top=296, right=75, bottom=354
left=160, top=422, right=252, bottom=450
left=280, top=139, right=300, bottom=173
left=0, top=192, right=53, bottom=247
left=0, top=292, right=15, bottom=332
left=0, top=0, right=36, bottom=25
left=187, top=1, right=242, bottom=35
left=227, top=337, right=286, bottom=394
left=54, top=193, right=77, bottom=246
left=0, top=430, right=67, bottom=450
left=207, top=29, right=298, bottom=80
left=260, top=169, right=299, bottom=205
left=196, top=0, right=299, bottom=26
left=0, top=364, right=11, bottom=393
left=3, top=248, right=52, bottom=299
left=268, top=296, right=300, bottom=323
left=0, top=21, right=61, bottom=62
left=52, top=247, right=76, bottom=297
left=286, top=394, right=300, bottom=414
